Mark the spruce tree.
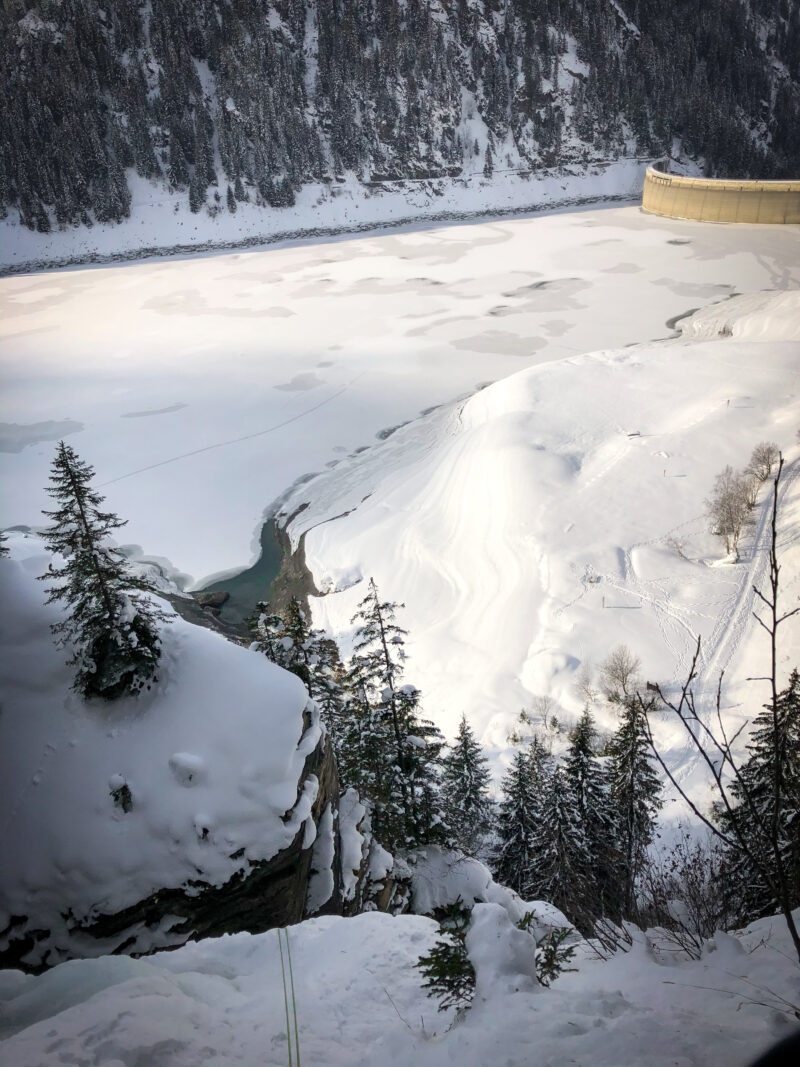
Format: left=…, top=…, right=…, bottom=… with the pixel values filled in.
left=249, top=598, right=348, bottom=762
left=717, top=670, right=800, bottom=924
left=565, top=708, right=620, bottom=919
left=527, top=765, right=591, bottom=930
left=441, top=713, right=493, bottom=856
left=39, top=441, right=168, bottom=699
left=607, top=696, right=663, bottom=917
left=346, top=579, right=446, bottom=852
left=492, top=750, right=538, bottom=896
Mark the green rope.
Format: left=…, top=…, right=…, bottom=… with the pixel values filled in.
left=277, top=929, right=294, bottom=1067
left=285, top=927, right=300, bottom=1063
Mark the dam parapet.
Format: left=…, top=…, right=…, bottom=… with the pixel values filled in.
left=642, top=167, right=800, bottom=224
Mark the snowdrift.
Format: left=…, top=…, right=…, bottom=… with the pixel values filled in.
left=283, top=292, right=800, bottom=785
left=1, top=904, right=797, bottom=1067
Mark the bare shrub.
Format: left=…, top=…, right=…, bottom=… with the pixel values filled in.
left=665, top=534, right=689, bottom=560
left=639, top=830, right=733, bottom=959
left=746, top=441, right=779, bottom=483
left=705, top=465, right=750, bottom=559
left=600, top=645, right=641, bottom=703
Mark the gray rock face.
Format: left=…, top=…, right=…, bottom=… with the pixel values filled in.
left=0, top=723, right=344, bottom=974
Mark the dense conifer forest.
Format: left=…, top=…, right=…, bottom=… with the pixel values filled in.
left=1, top=0, right=798, bottom=232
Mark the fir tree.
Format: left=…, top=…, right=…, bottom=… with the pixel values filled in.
left=346, top=579, right=446, bottom=852
left=565, top=708, right=620, bottom=919
left=39, top=441, right=168, bottom=699
left=249, top=598, right=348, bottom=762
left=441, top=713, right=493, bottom=856
left=717, top=670, right=800, bottom=924
left=492, top=750, right=538, bottom=896
left=607, top=696, right=663, bottom=917
left=527, top=765, right=591, bottom=930
left=417, top=901, right=475, bottom=1013
left=248, top=600, right=287, bottom=665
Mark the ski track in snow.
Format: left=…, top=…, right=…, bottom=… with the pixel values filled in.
left=99, top=375, right=365, bottom=487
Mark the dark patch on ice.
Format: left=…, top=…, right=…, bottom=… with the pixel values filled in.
left=121, top=403, right=187, bottom=419
left=273, top=373, right=323, bottom=392
left=665, top=307, right=702, bottom=332
left=376, top=420, right=412, bottom=441
left=143, top=289, right=294, bottom=318
left=0, top=419, right=83, bottom=453
left=667, top=238, right=692, bottom=245
left=317, top=360, right=334, bottom=367
left=451, top=331, right=547, bottom=357
left=602, top=262, right=642, bottom=274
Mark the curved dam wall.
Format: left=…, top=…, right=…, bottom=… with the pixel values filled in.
left=642, top=167, right=800, bottom=224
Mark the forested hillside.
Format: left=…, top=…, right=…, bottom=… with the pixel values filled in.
left=0, top=0, right=798, bottom=232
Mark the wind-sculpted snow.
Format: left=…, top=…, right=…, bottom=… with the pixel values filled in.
left=284, top=293, right=800, bottom=804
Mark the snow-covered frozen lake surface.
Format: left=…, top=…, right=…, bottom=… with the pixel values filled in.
left=2, top=206, right=799, bottom=778
left=1, top=205, right=797, bottom=585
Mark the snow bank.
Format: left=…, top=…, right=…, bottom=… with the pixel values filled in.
left=1, top=904, right=797, bottom=1066
left=0, top=533, right=320, bottom=965
left=411, top=846, right=570, bottom=934
left=0, top=161, right=648, bottom=273
left=466, top=903, right=540, bottom=1000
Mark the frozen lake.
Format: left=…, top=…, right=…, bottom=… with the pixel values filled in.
left=1, top=205, right=798, bottom=586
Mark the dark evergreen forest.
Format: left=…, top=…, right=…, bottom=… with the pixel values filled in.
left=1, top=0, right=797, bottom=232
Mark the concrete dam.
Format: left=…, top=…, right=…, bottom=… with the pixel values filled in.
left=642, top=167, right=800, bottom=224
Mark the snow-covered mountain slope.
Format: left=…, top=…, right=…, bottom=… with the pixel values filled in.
left=3, top=0, right=797, bottom=266
left=0, top=534, right=327, bottom=967
left=1, top=905, right=797, bottom=1067
left=2, top=206, right=798, bottom=590
left=0, top=159, right=649, bottom=273
left=282, top=291, right=800, bottom=791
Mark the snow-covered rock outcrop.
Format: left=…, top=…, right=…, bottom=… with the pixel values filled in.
left=0, top=534, right=340, bottom=970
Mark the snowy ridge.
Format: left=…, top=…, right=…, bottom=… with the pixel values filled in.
left=0, top=534, right=321, bottom=965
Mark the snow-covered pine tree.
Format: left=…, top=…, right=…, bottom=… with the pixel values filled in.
left=564, top=708, right=620, bottom=920
left=248, top=600, right=287, bottom=664
left=249, top=596, right=319, bottom=690
left=249, top=598, right=348, bottom=763
left=346, top=579, right=445, bottom=852
left=395, top=683, right=448, bottom=849
left=527, top=765, right=591, bottom=930
left=0, top=530, right=8, bottom=556
left=492, top=750, right=538, bottom=896
left=607, top=696, right=663, bottom=918
left=308, top=634, right=348, bottom=766
left=441, top=713, right=493, bottom=856
left=716, top=670, right=800, bottom=925
left=39, top=441, right=168, bottom=699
